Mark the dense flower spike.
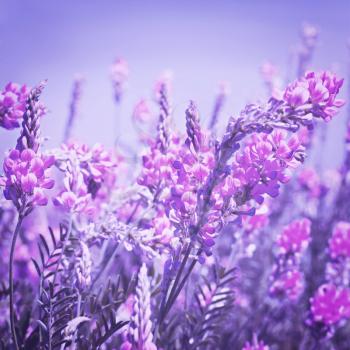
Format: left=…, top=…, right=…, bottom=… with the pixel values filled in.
left=16, top=81, right=47, bottom=152
left=122, top=264, right=157, bottom=350
left=329, top=222, right=350, bottom=259
left=310, top=284, right=350, bottom=326
left=270, top=219, right=311, bottom=301
left=155, top=73, right=172, bottom=153
left=276, top=218, right=311, bottom=255
left=185, top=100, right=202, bottom=152
left=270, top=268, right=304, bottom=301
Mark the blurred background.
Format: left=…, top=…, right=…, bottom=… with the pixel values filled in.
left=0, top=0, right=349, bottom=166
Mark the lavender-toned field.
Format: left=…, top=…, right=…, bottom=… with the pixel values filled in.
left=1, top=2, right=350, bottom=350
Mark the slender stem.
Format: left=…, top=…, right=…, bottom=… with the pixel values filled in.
left=159, top=243, right=192, bottom=325
left=163, top=255, right=198, bottom=319
left=9, top=213, right=24, bottom=350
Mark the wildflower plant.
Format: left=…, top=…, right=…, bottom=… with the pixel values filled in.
left=1, top=24, right=350, bottom=350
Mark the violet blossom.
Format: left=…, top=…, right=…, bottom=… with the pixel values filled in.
left=0, top=83, right=29, bottom=130
left=310, top=284, right=350, bottom=326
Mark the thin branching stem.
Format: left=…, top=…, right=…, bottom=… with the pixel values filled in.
left=9, top=212, right=24, bottom=350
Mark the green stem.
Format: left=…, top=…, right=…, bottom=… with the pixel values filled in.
left=9, top=213, right=24, bottom=350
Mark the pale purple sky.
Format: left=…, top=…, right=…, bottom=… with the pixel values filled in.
left=0, top=0, right=349, bottom=167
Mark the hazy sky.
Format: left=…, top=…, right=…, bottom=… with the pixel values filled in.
left=0, top=0, right=349, bottom=167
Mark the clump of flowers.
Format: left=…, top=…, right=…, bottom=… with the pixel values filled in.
left=1, top=33, right=350, bottom=350
left=329, top=221, right=350, bottom=259
left=310, top=284, right=350, bottom=326
left=283, top=71, right=344, bottom=121
left=1, top=149, right=55, bottom=212
left=53, top=141, right=117, bottom=215
left=270, top=218, right=311, bottom=300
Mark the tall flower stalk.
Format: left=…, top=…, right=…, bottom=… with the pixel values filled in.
left=1, top=82, right=54, bottom=349
left=157, top=71, right=344, bottom=326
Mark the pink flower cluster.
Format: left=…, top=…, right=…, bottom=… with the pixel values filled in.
left=276, top=218, right=311, bottom=255
left=298, top=167, right=322, bottom=198
left=270, top=218, right=311, bottom=301
left=310, top=284, right=350, bottom=326
left=0, top=82, right=46, bottom=130
left=270, top=268, right=304, bottom=301
left=0, top=149, right=55, bottom=210
left=228, top=131, right=304, bottom=206
left=53, top=142, right=117, bottom=214
left=137, top=134, right=182, bottom=192
left=329, top=221, right=350, bottom=259
left=283, top=71, right=345, bottom=121
left=0, top=83, right=29, bottom=129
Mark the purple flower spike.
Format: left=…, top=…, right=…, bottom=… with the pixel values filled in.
left=277, top=218, right=311, bottom=255
left=122, top=263, right=157, bottom=350
left=186, top=100, right=202, bottom=153
left=329, top=222, right=350, bottom=259
left=310, top=284, right=350, bottom=326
